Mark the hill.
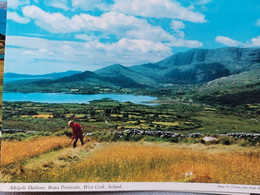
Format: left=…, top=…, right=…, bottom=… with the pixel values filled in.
left=34, top=69, right=146, bottom=89
left=194, top=68, right=260, bottom=105
left=33, top=71, right=113, bottom=88
left=95, top=64, right=157, bottom=86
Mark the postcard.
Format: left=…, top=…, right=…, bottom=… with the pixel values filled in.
left=0, top=0, right=260, bottom=194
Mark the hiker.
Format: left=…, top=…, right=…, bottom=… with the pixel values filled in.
left=68, top=120, right=84, bottom=148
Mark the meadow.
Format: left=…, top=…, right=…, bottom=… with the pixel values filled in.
left=1, top=136, right=69, bottom=165
left=1, top=137, right=259, bottom=184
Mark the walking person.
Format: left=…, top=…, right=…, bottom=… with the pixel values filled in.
left=68, top=120, right=84, bottom=148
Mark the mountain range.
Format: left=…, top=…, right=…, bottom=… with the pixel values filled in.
left=5, top=70, right=82, bottom=79
left=99, top=47, right=259, bottom=85
left=4, top=47, right=260, bottom=104
left=32, top=47, right=259, bottom=86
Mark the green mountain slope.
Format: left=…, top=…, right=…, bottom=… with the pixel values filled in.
left=194, top=69, right=260, bottom=105
left=95, top=64, right=157, bottom=86
left=129, top=47, right=260, bottom=84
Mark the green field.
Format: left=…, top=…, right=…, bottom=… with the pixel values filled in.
left=2, top=98, right=259, bottom=137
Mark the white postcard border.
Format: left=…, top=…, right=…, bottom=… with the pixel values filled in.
left=0, top=182, right=260, bottom=194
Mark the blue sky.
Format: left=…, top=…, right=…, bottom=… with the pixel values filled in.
left=4, top=0, right=260, bottom=74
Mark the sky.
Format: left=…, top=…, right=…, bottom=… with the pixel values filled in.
left=3, top=0, right=260, bottom=74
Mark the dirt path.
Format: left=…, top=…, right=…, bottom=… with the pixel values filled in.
left=22, top=140, right=106, bottom=171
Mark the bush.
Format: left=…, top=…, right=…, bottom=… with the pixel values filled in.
left=169, top=137, right=179, bottom=143
left=129, top=135, right=143, bottom=141
left=54, top=129, right=72, bottom=137
left=35, top=131, right=51, bottom=137
left=239, top=140, right=248, bottom=147
left=219, top=136, right=233, bottom=145
left=143, top=136, right=164, bottom=142
left=238, top=137, right=260, bottom=146
left=97, top=132, right=114, bottom=142
left=1, top=133, right=28, bottom=140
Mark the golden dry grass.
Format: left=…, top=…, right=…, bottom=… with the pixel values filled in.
left=129, top=115, right=142, bottom=118
left=152, top=121, right=180, bottom=126
left=1, top=136, right=70, bottom=165
left=32, top=114, right=53, bottom=118
left=110, top=114, right=123, bottom=117
left=20, top=114, right=53, bottom=118
left=8, top=142, right=260, bottom=184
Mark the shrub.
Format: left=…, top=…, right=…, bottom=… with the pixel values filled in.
left=54, top=129, right=72, bottom=137
left=35, top=131, right=51, bottom=137
left=219, top=136, right=233, bottom=145
left=129, top=135, right=143, bottom=141
left=1, top=133, right=28, bottom=141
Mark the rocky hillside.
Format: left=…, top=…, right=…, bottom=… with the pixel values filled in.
left=127, top=47, right=260, bottom=84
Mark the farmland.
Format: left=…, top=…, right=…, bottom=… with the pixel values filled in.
left=2, top=99, right=260, bottom=136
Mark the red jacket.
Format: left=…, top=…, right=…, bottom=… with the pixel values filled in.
left=72, top=123, right=83, bottom=138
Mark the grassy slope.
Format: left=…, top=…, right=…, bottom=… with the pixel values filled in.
left=193, top=110, right=259, bottom=133
left=194, top=69, right=260, bottom=105
left=1, top=138, right=259, bottom=184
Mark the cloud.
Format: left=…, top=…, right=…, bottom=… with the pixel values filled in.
left=112, top=0, right=206, bottom=23
left=5, top=35, right=173, bottom=74
left=197, top=0, right=213, bottom=5
left=5, top=35, right=90, bottom=74
left=75, top=34, right=96, bottom=41
left=22, top=6, right=172, bottom=41
left=215, top=36, right=243, bottom=47
left=171, top=20, right=185, bottom=38
left=22, top=5, right=79, bottom=33
left=85, top=38, right=171, bottom=54
left=21, top=6, right=203, bottom=48
left=7, top=11, right=30, bottom=24
left=250, top=35, right=260, bottom=47
left=171, top=20, right=185, bottom=31
left=74, top=11, right=174, bottom=43
left=6, top=2, right=204, bottom=74
left=71, top=0, right=112, bottom=11
left=7, top=0, right=29, bottom=9
left=167, top=39, right=203, bottom=48
left=216, top=35, right=260, bottom=47
left=45, top=0, right=69, bottom=11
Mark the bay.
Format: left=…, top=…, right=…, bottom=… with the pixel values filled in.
left=4, top=77, right=50, bottom=83
left=3, top=92, right=157, bottom=105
